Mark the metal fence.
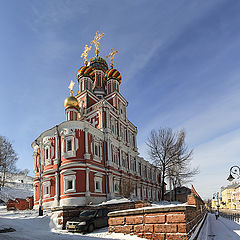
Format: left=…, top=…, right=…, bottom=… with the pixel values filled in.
left=219, top=211, right=240, bottom=223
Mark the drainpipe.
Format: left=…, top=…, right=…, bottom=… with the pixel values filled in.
left=56, top=125, right=61, bottom=206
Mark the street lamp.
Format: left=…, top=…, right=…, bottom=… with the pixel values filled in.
left=213, top=192, right=220, bottom=211
left=227, top=166, right=240, bottom=182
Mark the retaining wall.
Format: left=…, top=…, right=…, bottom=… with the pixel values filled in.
left=51, top=201, right=148, bottom=229
left=108, top=195, right=206, bottom=240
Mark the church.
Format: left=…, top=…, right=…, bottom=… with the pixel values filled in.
left=32, top=32, right=162, bottom=208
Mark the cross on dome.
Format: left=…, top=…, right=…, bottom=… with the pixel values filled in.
left=81, top=45, right=92, bottom=66
left=106, top=48, right=118, bottom=69
left=90, top=31, right=104, bottom=57
left=68, top=80, right=75, bottom=96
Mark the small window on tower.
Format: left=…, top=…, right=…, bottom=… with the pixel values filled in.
left=96, top=181, right=100, bottom=190
left=45, top=148, right=49, bottom=159
left=67, top=140, right=72, bottom=151
left=67, top=180, right=73, bottom=190
left=95, top=145, right=98, bottom=156
left=115, top=183, right=119, bottom=192
left=46, top=186, right=49, bottom=195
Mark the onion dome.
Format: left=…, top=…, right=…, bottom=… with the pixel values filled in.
left=104, top=69, right=122, bottom=83
left=76, top=66, right=95, bottom=80
left=64, top=96, right=79, bottom=110
left=89, top=56, right=108, bottom=72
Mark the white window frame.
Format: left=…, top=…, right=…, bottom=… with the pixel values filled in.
left=44, top=143, right=52, bottom=166
left=64, top=175, right=76, bottom=193
left=114, top=180, right=119, bottom=193
left=92, top=139, right=102, bottom=162
left=94, top=175, right=103, bottom=193
left=144, top=188, right=147, bottom=198
left=62, top=135, right=77, bottom=159
left=66, top=139, right=72, bottom=152
left=148, top=189, right=151, bottom=199
left=43, top=181, right=51, bottom=197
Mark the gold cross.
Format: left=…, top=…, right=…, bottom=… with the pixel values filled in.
left=90, top=31, right=104, bottom=56
left=68, top=80, right=75, bottom=96
left=81, top=45, right=91, bottom=66
left=106, top=48, right=118, bottom=68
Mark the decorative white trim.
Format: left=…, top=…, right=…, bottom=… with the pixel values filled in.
left=94, top=175, right=102, bottom=193
left=63, top=174, right=76, bottom=193
left=43, top=180, right=51, bottom=197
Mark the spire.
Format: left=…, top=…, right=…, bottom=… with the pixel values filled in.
left=106, top=48, right=118, bottom=69
left=90, top=31, right=104, bottom=57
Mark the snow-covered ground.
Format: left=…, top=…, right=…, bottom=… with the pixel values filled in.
left=197, top=213, right=240, bottom=240
left=0, top=187, right=33, bottom=199
left=0, top=206, right=145, bottom=240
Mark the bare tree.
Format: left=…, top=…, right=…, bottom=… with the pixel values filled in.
left=147, top=128, right=198, bottom=201
left=0, top=136, right=18, bottom=187
left=119, top=178, right=136, bottom=198
left=167, top=130, right=199, bottom=200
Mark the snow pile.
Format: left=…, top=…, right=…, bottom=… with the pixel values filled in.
left=0, top=206, right=146, bottom=239
left=110, top=201, right=186, bottom=215
left=151, top=200, right=183, bottom=207
left=99, top=198, right=132, bottom=205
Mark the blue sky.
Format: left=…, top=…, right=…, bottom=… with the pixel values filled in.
left=1, top=0, right=240, bottom=199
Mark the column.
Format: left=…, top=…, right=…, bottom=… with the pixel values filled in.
left=86, top=168, right=90, bottom=196
left=84, top=127, right=90, bottom=159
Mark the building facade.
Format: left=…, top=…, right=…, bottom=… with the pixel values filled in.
left=221, top=183, right=240, bottom=210
left=32, top=33, right=162, bottom=208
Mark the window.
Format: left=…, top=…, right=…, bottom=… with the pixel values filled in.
left=67, top=180, right=73, bottom=190
left=94, top=176, right=102, bottom=192
left=67, top=140, right=72, bottom=151
left=95, top=145, right=99, bottom=156
left=92, top=140, right=102, bottom=162
left=148, top=190, right=151, bottom=198
left=114, top=183, right=119, bottom=192
left=45, top=148, right=49, bottom=160
left=96, top=209, right=103, bottom=217
left=43, top=181, right=51, bottom=197
left=96, top=181, right=100, bottom=190
left=138, top=163, right=142, bottom=175
left=62, top=136, right=77, bottom=159
left=63, top=174, right=76, bottom=193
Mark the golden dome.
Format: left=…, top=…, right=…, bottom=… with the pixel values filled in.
left=64, top=96, right=79, bottom=110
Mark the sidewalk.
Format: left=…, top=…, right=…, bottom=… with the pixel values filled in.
left=197, top=213, right=240, bottom=239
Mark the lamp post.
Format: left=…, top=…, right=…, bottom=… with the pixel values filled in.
left=227, top=166, right=240, bottom=182
left=213, top=192, right=220, bottom=211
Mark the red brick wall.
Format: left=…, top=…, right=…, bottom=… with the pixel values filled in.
left=108, top=199, right=206, bottom=240
left=7, top=197, right=34, bottom=211
left=52, top=201, right=140, bottom=229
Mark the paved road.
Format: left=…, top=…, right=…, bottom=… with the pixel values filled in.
left=198, top=213, right=240, bottom=240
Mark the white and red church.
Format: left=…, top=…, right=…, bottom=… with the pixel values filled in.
left=32, top=32, right=162, bottom=208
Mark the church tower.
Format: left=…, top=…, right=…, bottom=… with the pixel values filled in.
left=32, top=31, right=162, bottom=209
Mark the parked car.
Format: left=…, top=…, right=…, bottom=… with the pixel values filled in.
left=66, top=208, right=109, bottom=233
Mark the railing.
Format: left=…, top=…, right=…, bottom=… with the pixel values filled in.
left=219, top=211, right=240, bottom=223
